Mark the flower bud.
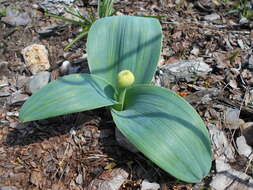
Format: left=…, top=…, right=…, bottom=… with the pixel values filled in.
left=117, top=70, right=135, bottom=88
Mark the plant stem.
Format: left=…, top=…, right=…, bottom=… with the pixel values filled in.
left=112, top=88, right=126, bottom=111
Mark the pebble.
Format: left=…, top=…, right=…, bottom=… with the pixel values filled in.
left=75, top=173, right=83, bottom=185
left=248, top=55, right=253, bottom=70
left=215, top=157, right=231, bottom=173
left=0, top=186, right=18, bottom=190
left=236, top=136, right=253, bottom=158
left=0, top=91, right=11, bottom=97
left=237, top=39, right=244, bottom=49
left=21, top=44, right=50, bottom=74
left=1, top=8, right=31, bottom=26
left=9, top=123, right=27, bottom=130
left=38, top=24, right=59, bottom=36
left=210, top=160, right=253, bottom=190
left=38, top=0, right=75, bottom=15
left=60, top=60, right=71, bottom=75
left=239, top=17, right=249, bottom=25
left=88, top=168, right=129, bottom=190
left=141, top=179, right=160, bottom=190
left=8, top=92, right=28, bottom=105
left=156, top=58, right=212, bottom=86
left=190, top=46, right=200, bottom=56
left=204, top=13, right=220, bottom=21
left=224, top=108, right=240, bottom=129
left=208, top=124, right=235, bottom=161
left=27, top=71, right=51, bottom=94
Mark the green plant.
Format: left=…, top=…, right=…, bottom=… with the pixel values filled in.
left=46, top=0, right=115, bottom=50
left=0, top=7, right=6, bottom=17
left=224, top=0, right=253, bottom=18
left=19, top=16, right=211, bottom=183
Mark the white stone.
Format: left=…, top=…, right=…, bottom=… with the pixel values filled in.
left=210, top=168, right=253, bottom=190
left=88, top=168, right=129, bottom=190
left=236, top=136, right=253, bottom=158
left=204, top=13, right=220, bottom=21
left=141, top=179, right=160, bottom=190
left=21, top=44, right=50, bottom=74
left=27, top=72, right=51, bottom=93
left=224, top=108, right=240, bottom=129
left=157, top=58, right=212, bottom=84
left=208, top=124, right=235, bottom=161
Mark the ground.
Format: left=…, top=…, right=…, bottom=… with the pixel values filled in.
left=0, top=0, right=253, bottom=189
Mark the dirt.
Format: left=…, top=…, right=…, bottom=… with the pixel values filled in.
left=0, top=0, right=253, bottom=189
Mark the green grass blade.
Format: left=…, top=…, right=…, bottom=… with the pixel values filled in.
left=64, top=29, right=89, bottom=50
left=63, top=5, right=92, bottom=24
left=98, top=0, right=115, bottom=18
left=45, top=13, right=86, bottom=27
left=20, top=74, right=118, bottom=122
left=111, top=84, right=211, bottom=182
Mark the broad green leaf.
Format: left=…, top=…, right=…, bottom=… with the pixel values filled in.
left=20, top=74, right=117, bottom=122
left=87, top=16, right=162, bottom=87
left=111, top=85, right=211, bottom=183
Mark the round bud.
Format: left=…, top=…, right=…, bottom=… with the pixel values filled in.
left=117, top=70, right=135, bottom=88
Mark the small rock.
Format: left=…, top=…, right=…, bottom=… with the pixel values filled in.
left=190, top=46, right=200, bottom=56
left=239, top=17, right=249, bottom=25
left=9, top=123, right=27, bottom=130
left=0, top=186, right=18, bottom=190
left=248, top=55, right=253, bottom=70
left=60, top=59, right=87, bottom=75
left=51, top=0, right=75, bottom=3
left=210, top=165, right=253, bottom=190
left=88, top=168, right=129, bottom=190
left=21, top=44, right=50, bottom=74
left=0, top=91, right=10, bottom=97
left=6, top=111, right=19, bottom=117
left=156, top=58, right=212, bottom=86
left=75, top=173, right=83, bottom=185
left=39, top=0, right=75, bottom=15
left=208, top=124, right=235, bottom=161
left=237, top=39, right=244, bottom=49
left=224, top=108, right=240, bottom=129
left=204, top=13, right=220, bottom=21
left=38, top=24, right=66, bottom=36
left=8, top=92, right=28, bottom=105
left=141, top=179, right=160, bottom=190
left=185, top=88, right=220, bottom=105
left=115, top=128, right=139, bottom=153
left=215, top=157, right=231, bottom=173
left=60, top=60, right=71, bottom=75
left=236, top=136, right=253, bottom=158
left=27, top=71, right=50, bottom=94
left=1, top=8, right=31, bottom=26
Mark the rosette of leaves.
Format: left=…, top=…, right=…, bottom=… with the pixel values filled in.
left=19, top=16, right=211, bottom=183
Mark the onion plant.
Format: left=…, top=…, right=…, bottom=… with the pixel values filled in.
left=19, top=16, right=211, bottom=183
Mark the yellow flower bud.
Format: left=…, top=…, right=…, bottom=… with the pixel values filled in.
left=117, top=70, right=135, bottom=88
